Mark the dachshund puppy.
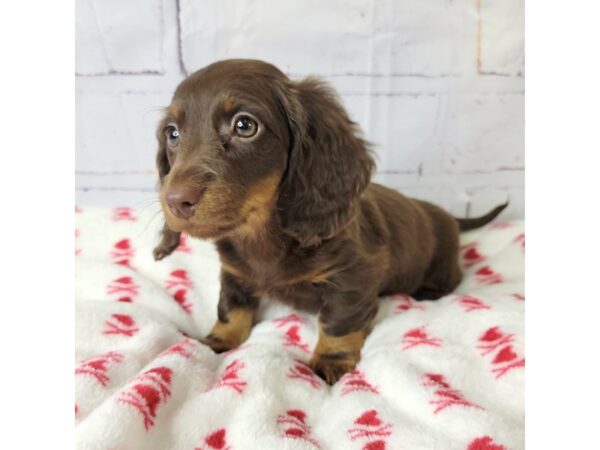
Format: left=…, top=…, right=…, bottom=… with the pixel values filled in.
left=153, top=59, right=506, bottom=384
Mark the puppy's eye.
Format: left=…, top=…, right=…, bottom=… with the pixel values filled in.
left=233, top=115, right=258, bottom=138
left=165, top=125, right=180, bottom=147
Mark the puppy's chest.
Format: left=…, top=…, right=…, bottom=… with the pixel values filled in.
left=217, top=239, right=329, bottom=302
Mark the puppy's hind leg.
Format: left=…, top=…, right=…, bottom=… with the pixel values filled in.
left=412, top=204, right=463, bottom=301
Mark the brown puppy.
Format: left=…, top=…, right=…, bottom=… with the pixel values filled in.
left=153, top=59, right=506, bottom=384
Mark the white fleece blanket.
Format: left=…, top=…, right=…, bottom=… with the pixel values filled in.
left=75, top=206, right=524, bottom=450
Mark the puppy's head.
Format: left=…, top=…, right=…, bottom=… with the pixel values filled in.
left=157, top=59, right=375, bottom=244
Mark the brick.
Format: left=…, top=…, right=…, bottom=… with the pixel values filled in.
left=76, top=0, right=164, bottom=75
left=467, top=186, right=524, bottom=221
left=441, top=93, right=524, bottom=173
left=362, top=95, right=441, bottom=173
left=180, top=0, right=474, bottom=77
left=479, top=0, right=524, bottom=75
left=76, top=92, right=170, bottom=172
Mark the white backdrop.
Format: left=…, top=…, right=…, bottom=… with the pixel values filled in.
left=76, top=0, right=524, bottom=219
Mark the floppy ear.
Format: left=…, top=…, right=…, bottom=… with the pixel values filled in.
left=277, top=78, right=375, bottom=247
left=156, top=119, right=170, bottom=183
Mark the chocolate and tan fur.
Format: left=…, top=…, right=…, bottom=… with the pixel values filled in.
left=153, top=59, right=507, bottom=384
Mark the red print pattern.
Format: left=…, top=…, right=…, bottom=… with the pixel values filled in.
left=159, top=338, right=195, bottom=359
left=461, top=242, right=485, bottom=268
left=103, top=313, right=139, bottom=337
left=75, top=351, right=124, bottom=386
left=340, top=370, right=379, bottom=395
left=475, top=266, right=503, bottom=285
left=106, top=276, right=140, bottom=303
left=490, top=222, right=513, bottom=229
left=118, top=366, right=173, bottom=430
left=195, top=428, right=231, bottom=450
left=75, top=229, right=81, bottom=256
left=401, top=327, right=442, bottom=350
left=277, top=409, right=321, bottom=448
left=273, top=313, right=307, bottom=328
left=110, top=238, right=135, bottom=269
left=287, top=360, right=323, bottom=389
left=513, top=233, right=525, bottom=253
left=112, top=207, right=137, bottom=222
left=175, top=233, right=192, bottom=254
left=458, top=295, right=491, bottom=312
left=422, top=374, right=482, bottom=414
left=212, top=359, right=247, bottom=394
left=347, top=410, right=392, bottom=450
left=390, top=294, right=426, bottom=314
left=165, top=269, right=193, bottom=313
left=467, top=436, right=506, bottom=450
left=477, top=327, right=524, bottom=379
left=282, top=325, right=311, bottom=353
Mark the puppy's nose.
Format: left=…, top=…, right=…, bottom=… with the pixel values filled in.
left=166, top=186, right=201, bottom=220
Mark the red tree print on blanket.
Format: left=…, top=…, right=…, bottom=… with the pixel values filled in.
left=112, top=207, right=137, bottom=222
left=340, top=370, right=379, bottom=395
left=475, top=266, right=503, bottom=285
left=106, top=276, right=140, bottom=303
left=110, top=238, right=135, bottom=269
left=273, top=313, right=307, bottom=328
left=195, top=428, right=231, bottom=450
left=477, top=327, right=525, bottom=379
left=282, top=325, right=311, bottom=353
left=159, top=338, right=196, bottom=359
left=165, top=269, right=193, bottom=313
left=75, top=351, right=124, bottom=386
left=401, top=327, right=442, bottom=350
left=347, top=410, right=392, bottom=450
left=422, top=373, right=483, bottom=414
left=175, top=233, right=192, bottom=254
left=287, top=360, right=323, bottom=389
left=277, top=409, right=321, bottom=448
left=468, top=436, right=506, bottom=450
left=513, top=232, right=525, bottom=254
left=461, top=242, right=485, bottom=268
left=211, top=359, right=247, bottom=394
left=117, top=366, right=173, bottom=430
left=103, top=313, right=139, bottom=337
left=458, top=295, right=491, bottom=312
left=490, top=222, right=513, bottom=229
left=75, top=229, right=81, bottom=256
left=390, top=294, right=426, bottom=314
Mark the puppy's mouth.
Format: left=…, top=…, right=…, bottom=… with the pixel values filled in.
left=161, top=201, right=242, bottom=239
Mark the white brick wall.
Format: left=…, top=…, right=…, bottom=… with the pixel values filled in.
left=76, top=0, right=524, bottom=219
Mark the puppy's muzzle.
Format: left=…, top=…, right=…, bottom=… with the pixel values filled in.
left=166, top=185, right=202, bottom=220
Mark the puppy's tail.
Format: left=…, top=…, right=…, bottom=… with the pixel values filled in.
left=456, top=202, right=508, bottom=232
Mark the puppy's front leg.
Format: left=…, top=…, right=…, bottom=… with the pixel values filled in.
left=310, top=291, right=378, bottom=385
left=201, top=271, right=259, bottom=353
left=153, top=223, right=181, bottom=261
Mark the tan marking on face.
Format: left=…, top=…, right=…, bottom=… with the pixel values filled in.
left=207, top=308, right=255, bottom=349
left=166, top=103, right=185, bottom=125
left=234, top=174, right=282, bottom=237
left=222, top=96, right=237, bottom=113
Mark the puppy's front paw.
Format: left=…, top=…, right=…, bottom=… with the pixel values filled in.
left=153, top=243, right=178, bottom=261
left=309, top=353, right=358, bottom=385
left=200, top=335, right=236, bottom=354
